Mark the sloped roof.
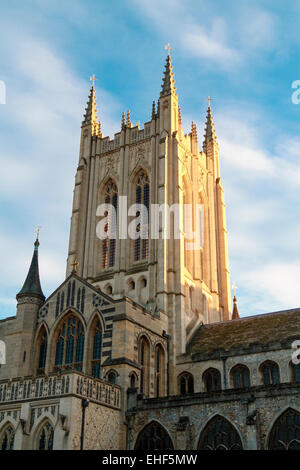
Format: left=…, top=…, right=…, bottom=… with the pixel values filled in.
left=187, top=308, right=300, bottom=359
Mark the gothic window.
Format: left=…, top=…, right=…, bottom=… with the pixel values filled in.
left=54, top=314, right=85, bottom=371
left=291, top=363, right=300, bottom=383
left=37, top=421, right=54, bottom=450
left=134, top=171, right=149, bottom=262
left=231, top=365, right=250, bottom=389
left=92, top=320, right=102, bottom=378
left=178, top=372, right=194, bottom=395
left=107, top=371, right=117, bottom=385
left=102, top=180, right=118, bottom=269
left=198, top=415, right=243, bottom=450
left=154, top=344, right=165, bottom=397
left=105, top=284, right=113, bottom=296
left=203, top=368, right=221, bottom=392
left=0, top=425, right=15, bottom=450
left=135, top=421, right=174, bottom=451
left=130, top=372, right=137, bottom=388
left=260, top=361, right=280, bottom=385
left=139, top=336, right=150, bottom=396
left=37, top=327, right=48, bottom=375
left=268, top=408, right=300, bottom=450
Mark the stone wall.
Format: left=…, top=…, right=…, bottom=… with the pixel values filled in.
left=129, top=383, right=300, bottom=450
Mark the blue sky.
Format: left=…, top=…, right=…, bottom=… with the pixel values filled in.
left=0, top=0, right=300, bottom=319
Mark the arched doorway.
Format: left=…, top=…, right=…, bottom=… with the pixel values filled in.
left=198, top=415, right=243, bottom=450
left=268, top=408, right=300, bottom=450
left=135, top=421, right=174, bottom=450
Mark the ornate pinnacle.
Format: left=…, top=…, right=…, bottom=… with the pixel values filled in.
left=152, top=101, right=156, bottom=120
left=121, top=111, right=125, bottom=130
left=126, top=110, right=131, bottom=127
left=178, top=106, right=182, bottom=127
left=82, top=84, right=98, bottom=127
left=160, top=53, right=177, bottom=98
left=203, top=104, right=217, bottom=152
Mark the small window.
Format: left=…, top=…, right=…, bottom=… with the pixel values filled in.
left=203, top=368, right=221, bottom=392
left=260, top=361, right=280, bottom=385
left=231, top=365, right=250, bottom=389
left=129, top=280, right=135, bottom=291
left=178, top=372, right=194, bottom=395
left=107, top=371, right=117, bottom=385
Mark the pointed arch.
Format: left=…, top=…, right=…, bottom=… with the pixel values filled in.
left=268, top=408, right=300, bottom=450
left=51, top=311, right=85, bottom=372
left=154, top=343, right=165, bottom=397
left=138, top=334, right=150, bottom=396
left=134, top=420, right=174, bottom=450
left=259, top=360, right=280, bottom=385
left=0, top=422, right=15, bottom=450
left=178, top=371, right=194, bottom=395
left=35, top=324, right=48, bottom=375
left=198, top=415, right=243, bottom=450
left=132, top=169, right=150, bottom=262
left=35, top=418, right=55, bottom=450
left=99, top=178, right=118, bottom=269
left=230, top=364, right=250, bottom=389
left=87, top=311, right=104, bottom=378
left=203, top=368, right=221, bottom=392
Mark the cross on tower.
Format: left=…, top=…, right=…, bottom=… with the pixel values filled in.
left=232, top=283, right=238, bottom=297
left=207, top=96, right=214, bottom=107
left=164, top=42, right=172, bottom=55
left=71, top=259, right=79, bottom=273
left=35, top=225, right=41, bottom=240
left=89, top=74, right=97, bottom=87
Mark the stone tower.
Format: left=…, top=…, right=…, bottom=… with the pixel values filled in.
left=66, top=53, right=231, bottom=392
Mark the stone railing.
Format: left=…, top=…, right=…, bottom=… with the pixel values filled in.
left=0, top=372, right=121, bottom=409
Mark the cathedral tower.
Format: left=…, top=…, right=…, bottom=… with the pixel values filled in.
left=66, top=53, right=231, bottom=393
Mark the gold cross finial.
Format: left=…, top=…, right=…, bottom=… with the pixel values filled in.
left=165, top=42, right=172, bottom=55
left=232, top=283, right=237, bottom=297
left=207, top=96, right=214, bottom=107
left=89, top=74, right=97, bottom=87
left=71, top=259, right=79, bottom=273
left=35, top=225, right=41, bottom=240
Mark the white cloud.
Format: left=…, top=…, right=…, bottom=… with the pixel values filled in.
left=243, top=262, right=300, bottom=310
left=181, top=26, right=240, bottom=66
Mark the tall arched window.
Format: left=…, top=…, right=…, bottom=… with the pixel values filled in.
left=37, top=327, right=48, bottom=375
left=178, top=372, right=194, bottom=395
left=134, top=171, right=149, bottom=262
left=0, top=425, right=15, bottom=450
left=269, top=408, right=300, bottom=450
left=135, top=421, right=174, bottom=450
left=154, top=344, right=165, bottom=398
left=231, top=365, right=250, bottom=389
left=139, top=336, right=150, bottom=396
left=92, top=320, right=102, bottom=378
left=198, top=415, right=243, bottom=450
left=260, top=361, right=280, bottom=385
left=102, top=180, right=118, bottom=269
left=203, top=368, right=221, bottom=392
left=37, top=421, right=54, bottom=450
left=54, top=314, right=85, bottom=371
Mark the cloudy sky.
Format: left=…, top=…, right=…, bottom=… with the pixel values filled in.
left=0, top=0, right=300, bottom=319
